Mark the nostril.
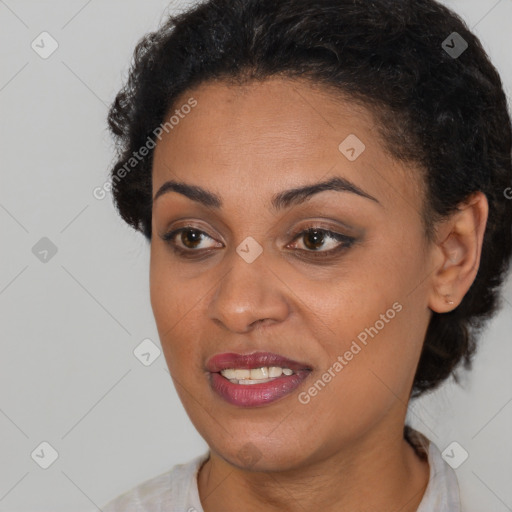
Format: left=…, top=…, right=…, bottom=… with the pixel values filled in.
left=252, top=318, right=273, bottom=328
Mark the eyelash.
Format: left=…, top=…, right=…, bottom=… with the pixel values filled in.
left=161, top=224, right=356, bottom=260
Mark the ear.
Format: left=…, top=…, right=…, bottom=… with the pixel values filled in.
left=427, top=191, right=489, bottom=313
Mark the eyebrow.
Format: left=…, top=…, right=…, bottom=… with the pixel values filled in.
left=153, top=176, right=381, bottom=211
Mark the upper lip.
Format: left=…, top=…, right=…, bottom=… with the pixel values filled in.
left=206, top=351, right=312, bottom=373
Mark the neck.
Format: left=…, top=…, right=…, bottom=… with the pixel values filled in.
left=198, top=426, right=430, bottom=512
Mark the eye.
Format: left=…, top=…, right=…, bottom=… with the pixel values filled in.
left=161, top=224, right=356, bottom=259
left=287, top=227, right=355, bottom=257
left=162, top=227, right=222, bottom=255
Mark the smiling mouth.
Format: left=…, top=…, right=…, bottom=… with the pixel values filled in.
left=219, top=366, right=295, bottom=384
left=206, top=351, right=313, bottom=407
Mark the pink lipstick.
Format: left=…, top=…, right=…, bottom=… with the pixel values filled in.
left=206, top=351, right=312, bottom=407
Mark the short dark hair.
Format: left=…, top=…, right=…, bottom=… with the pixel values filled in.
left=107, top=0, right=512, bottom=398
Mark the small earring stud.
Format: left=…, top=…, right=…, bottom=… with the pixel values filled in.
left=444, top=295, right=455, bottom=305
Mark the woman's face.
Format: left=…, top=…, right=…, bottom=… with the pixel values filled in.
left=150, top=77, right=435, bottom=470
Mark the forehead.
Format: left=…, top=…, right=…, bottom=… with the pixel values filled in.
left=151, top=77, right=415, bottom=211
left=154, top=77, right=376, bottom=162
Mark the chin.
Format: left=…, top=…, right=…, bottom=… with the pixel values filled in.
left=210, top=432, right=313, bottom=472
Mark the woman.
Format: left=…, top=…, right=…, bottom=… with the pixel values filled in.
left=102, top=0, right=512, bottom=510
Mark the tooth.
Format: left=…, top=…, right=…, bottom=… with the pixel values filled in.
left=268, top=367, right=283, bottom=377
left=233, top=369, right=251, bottom=380
left=239, top=378, right=275, bottom=385
left=221, top=369, right=236, bottom=379
left=250, top=367, right=268, bottom=379
left=221, top=367, right=294, bottom=381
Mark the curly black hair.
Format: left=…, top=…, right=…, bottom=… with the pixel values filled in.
left=107, top=0, right=512, bottom=398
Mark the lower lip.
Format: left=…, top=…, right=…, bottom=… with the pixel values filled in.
left=209, top=370, right=311, bottom=407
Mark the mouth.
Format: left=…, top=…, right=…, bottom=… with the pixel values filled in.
left=206, top=351, right=313, bottom=407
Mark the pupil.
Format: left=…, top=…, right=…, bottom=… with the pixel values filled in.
left=304, top=230, right=324, bottom=250
left=182, top=229, right=201, bottom=248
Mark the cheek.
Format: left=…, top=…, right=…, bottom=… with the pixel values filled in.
left=299, top=309, right=422, bottom=453
left=299, top=249, right=426, bottom=404
left=150, top=245, right=197, bottom=327
left=149, top=248, right=213, bottom=379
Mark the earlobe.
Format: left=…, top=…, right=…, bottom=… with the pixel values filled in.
left=427, top=191, right=489, bottom=313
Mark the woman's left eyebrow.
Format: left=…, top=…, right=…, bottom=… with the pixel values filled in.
left=270, top=176, right=382, bottom=211
left=153, top=176, right=382, bottom=210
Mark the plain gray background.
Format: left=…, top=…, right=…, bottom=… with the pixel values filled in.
left=0, top=0, right=511, bottom=510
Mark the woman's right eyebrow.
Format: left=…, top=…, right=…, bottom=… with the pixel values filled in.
left=152, top=176, right=382, bottom=210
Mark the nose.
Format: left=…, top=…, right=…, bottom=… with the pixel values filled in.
left=207, top=253, right=291, bottom=334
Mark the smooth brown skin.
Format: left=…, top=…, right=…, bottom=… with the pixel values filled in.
left=150, top=78, right=488, bottom=512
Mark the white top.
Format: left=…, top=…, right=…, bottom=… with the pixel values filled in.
left=102, top=428, right=461, bottom=512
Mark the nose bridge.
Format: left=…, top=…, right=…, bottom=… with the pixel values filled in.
left=207, top=247, right=290, bottom=333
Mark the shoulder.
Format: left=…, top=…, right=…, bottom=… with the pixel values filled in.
left=102, top=452, right=209, bottom=512
left=406, top=427, right=462, bottom=512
